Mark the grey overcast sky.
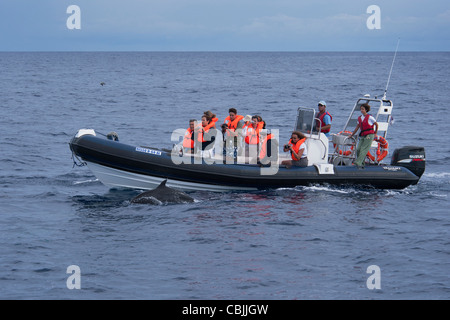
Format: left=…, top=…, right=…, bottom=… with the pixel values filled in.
left=0, top=0, right=449, bottom=51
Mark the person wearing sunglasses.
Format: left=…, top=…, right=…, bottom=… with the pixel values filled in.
left=316, top=100, right=332, bottom=137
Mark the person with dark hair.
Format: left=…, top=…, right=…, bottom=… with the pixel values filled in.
left=182, top=119, right=197, bottom=154
left=223, top=108, right=244, bottom=132
left=258, top=129, right=278, bottom=166
left=350, top=103, right=378, bottom=168
left=281, top=131, right=308, bottom=168
left=316, top=100, right=332, bottom=137
left=197, top=111, right=218, bottom=154
left=256, top=115, right=266, bottom=129
left=223, top=108, right=244, bottom=159
left=244, top=115, right=263, bottom=159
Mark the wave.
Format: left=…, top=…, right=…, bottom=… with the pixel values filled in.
left=73, top=179, right=99, bottom=185
left=423, top=172, right=450, bottom=179
left=298, top=183, right=422, bottom=197
left=302, top=185, right=351, bottom=194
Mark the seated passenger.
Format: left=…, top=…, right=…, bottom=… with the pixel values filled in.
left=256, top=115, right=266, bottom=129
left=182, top=119, right=197, bottom=154
left=259, top=129, right=278, bottom=166
left=221, top=123, right=230, bottom=156
left=242, top=115, right=252, bottom=129
left=281, top=131, right=308, bottom=168
left=223, top=108, right=244, bottom=132
left=203, top=110, right=218, bottom=128
left=223, top=108, right=244, bottom=159
left=197, top=112, right=218, bottom=156
left=244, top=115, right=264, bottom=159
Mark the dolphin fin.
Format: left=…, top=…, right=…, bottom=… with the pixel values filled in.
left=158, top=179, right=168, bottom=188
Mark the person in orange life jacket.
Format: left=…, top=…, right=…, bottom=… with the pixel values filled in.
left=220, top=122, right=230, bottom=157
left=244, top=115, right=263, bottom=144
left=258, top=128, right=279, bottom=166
left=281, top=131, right=308, bottom=168
left=182, top=119, right=197, bottom=154
left=316, top=101, right=332, bottom=137
left=234, top=114, right=251, bottom=157
left=242, top=115, right=252, bottom=128
left=223, top=108, right=244, bottom=158
left=223, top=108, right=244, bottom=132
left=197, top=111, right=218, bottom=151
left=203, top=110, right=217, bottom=123
left=244, top=115, right=264, bottom=158
left=350, top=103, right=378, bottom=168
left=256, top=115, right=266, bottom=129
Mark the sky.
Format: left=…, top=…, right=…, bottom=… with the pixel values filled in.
left=0, top=0, right=449, bottom=51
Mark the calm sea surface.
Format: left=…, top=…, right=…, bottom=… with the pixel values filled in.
left=0, top=52, right=449, bottom=300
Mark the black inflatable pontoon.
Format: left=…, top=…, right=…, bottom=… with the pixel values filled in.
left=69, top=95, right=425, bottom=191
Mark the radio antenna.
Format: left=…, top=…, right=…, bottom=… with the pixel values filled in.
left=383, top=39, right=400, bottom=100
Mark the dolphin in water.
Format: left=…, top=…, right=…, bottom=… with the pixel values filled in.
left=131, top=179, right=195, bottom=205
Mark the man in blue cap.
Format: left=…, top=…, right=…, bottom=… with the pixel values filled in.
left=316, top=100, right=332, bottom=137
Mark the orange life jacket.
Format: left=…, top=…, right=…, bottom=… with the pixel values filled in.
left=245, top=122, right=264, bottom=145
left=182, top=128, right=194, bottom=149
left=259, top=133, right=274, bottom=159
left=223, top=115, right=244, bottom=132
left=289, top=138, right=306, bottom=160
left=197, top=117, right=218, bottom=143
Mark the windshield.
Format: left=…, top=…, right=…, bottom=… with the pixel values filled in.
left=295, top=108, right=319, bottom=135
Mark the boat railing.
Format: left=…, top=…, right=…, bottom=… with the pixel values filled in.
left=342, top=96, right=393, bottom=141
left=329, top=132, right=357, bottom=165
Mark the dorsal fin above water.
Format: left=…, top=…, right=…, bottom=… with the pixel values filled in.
left=158, top=179, right=167, bottom=188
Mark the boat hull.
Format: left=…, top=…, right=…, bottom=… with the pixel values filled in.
left=69, top=134, right=421, bottom=191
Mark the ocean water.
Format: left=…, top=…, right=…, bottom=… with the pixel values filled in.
left=0, top=52, right=449, bottom=300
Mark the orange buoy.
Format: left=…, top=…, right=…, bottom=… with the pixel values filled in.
left=367, top=135, right=389, bottom=162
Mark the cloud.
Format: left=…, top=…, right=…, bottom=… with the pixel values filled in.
left=240, top=13, right=366, bottom=38
left=436, top=9, right=450, bottom=26
left=1, top=0, right=449, bottom=51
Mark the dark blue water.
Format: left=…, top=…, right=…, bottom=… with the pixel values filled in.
left=0, top=52, right=449, bottom=300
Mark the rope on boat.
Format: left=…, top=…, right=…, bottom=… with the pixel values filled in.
left=71, top=151, right=87, bottom=168
left=70, top=130, right=119, bottom=168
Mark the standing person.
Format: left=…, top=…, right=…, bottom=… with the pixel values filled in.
left=316, top=100, right=332, bottom=137
left=350, top=103, right=378, bottom=168
left=281, top=131, right=308, bottom=168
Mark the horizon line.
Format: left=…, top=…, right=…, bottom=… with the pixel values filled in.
left=1, top=49, right=449, bottom=53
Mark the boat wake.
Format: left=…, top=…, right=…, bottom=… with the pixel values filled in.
left=73, top=178, right=99, bottom=185
left=423, top=172, right=450, bottom=180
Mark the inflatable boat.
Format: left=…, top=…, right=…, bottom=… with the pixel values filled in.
left=69, top=95, right=425, bottom=191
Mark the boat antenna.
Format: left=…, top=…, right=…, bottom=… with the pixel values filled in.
left=383, top=39, right=400, bottom=100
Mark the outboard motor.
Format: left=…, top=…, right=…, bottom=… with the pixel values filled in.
left=391, top=146, right=426, bottom=179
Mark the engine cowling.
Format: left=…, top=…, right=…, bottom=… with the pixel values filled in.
left=390, top=146, right=426, bottom=180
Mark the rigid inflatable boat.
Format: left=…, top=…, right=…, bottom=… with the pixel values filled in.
left=69, top=95, right=425, bottom=191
